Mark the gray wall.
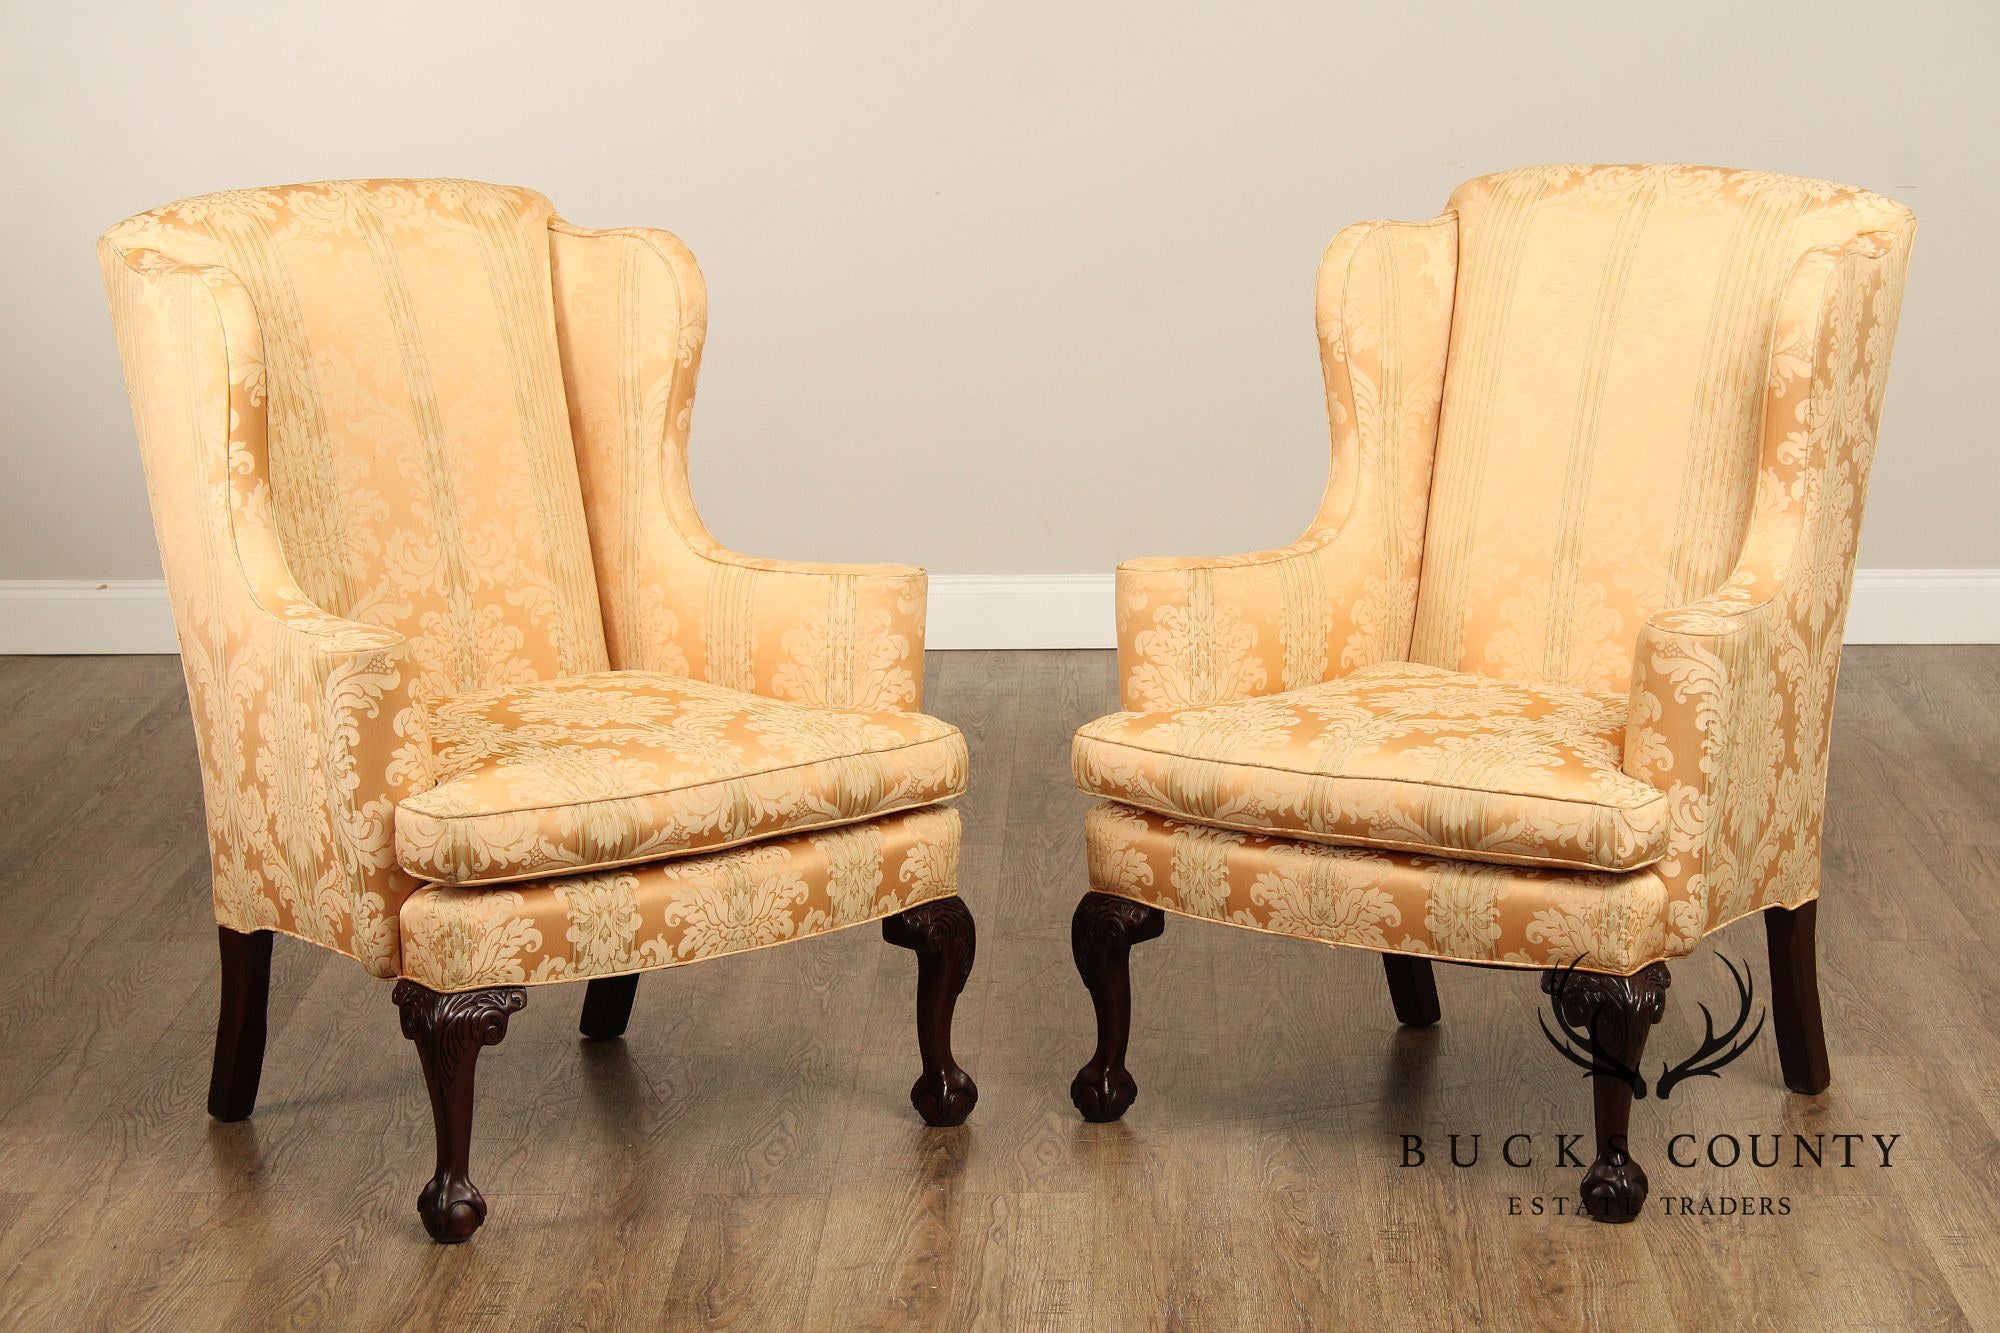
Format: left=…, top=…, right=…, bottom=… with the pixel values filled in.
left=6, top=1, right=1994, bottom=582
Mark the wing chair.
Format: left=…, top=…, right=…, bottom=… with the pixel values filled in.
left=1069, top=164, right=1913, bottom=1222
left=99, top=179, right=976, bottom=1243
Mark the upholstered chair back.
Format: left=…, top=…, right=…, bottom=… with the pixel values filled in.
left=1408, top=165, right=1915, bottom=693
left=101, top=180, right=610, bottom=699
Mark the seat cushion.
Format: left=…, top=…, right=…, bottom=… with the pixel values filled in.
left=1072, top=661, right=1668, bottom=872
left=1084, top=804, right=1675, bottom=973
left=397, top=671, right=967, bottom=886
left=400, top=806, right=962, bottom=991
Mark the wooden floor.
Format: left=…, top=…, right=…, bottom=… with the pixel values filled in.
left=0, top=649, right=1995, bottom=1330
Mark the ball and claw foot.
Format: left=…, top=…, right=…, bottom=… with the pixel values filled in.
left=417, top=1174, right=489, bottom=1244
left=1541, top=962, right=1670, bottom=1225
left=1580, top=1147, right=1648, bottom=1224
left=1069, top=1061, right=1139, bottom=1123
left=911, top=1064, right=978, bottom=1127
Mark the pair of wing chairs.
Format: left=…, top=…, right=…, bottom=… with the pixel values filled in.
left=100, top=165, right=1912, bottom=1239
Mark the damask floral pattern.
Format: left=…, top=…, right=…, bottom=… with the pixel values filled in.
left=549, top=222, right=929, bottom=711
left=1084, top=805, right=1670, bottom=972
left=1086, top=165, right=1914, bottom=976
left=101, top=181, right=964, bottom=984
left=398, top=670, right=965, bottom=885
left=1074, top=661, right=1668, bottom=871
left=399, top=807, right=960, bottom=991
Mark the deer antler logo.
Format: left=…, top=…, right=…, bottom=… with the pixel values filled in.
left=1539, top=955, right=1767, bottom=1101
left=1653, top=954, right=1766, bottom=1099
left=1539, top=958, right=1650, bottom=1099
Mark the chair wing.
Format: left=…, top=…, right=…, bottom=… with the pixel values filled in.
left=550, top=221, right=930, bottom=711
left=1114, top=214, right=1455, bottom=711
left=99, top=244, right=431, bottom=977
left=100, top=181, right=611, bottom=703
left=1407, top=166, right=1914, bottom=696
left=1623, top=221, right=1915, bottom=948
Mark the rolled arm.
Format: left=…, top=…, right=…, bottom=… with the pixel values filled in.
left=672, top=539, right=929, bottom=711
left=100, top=245, right=431, bottom=976
left=1116, top=537, right=1337, bottom=711
left=1622, top=223, right=1914, bottom=941
left=550, top=221, right=926, bottom=709
left=1115, top=214, right=1456, bottom=712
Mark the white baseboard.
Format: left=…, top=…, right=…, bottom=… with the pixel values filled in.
left=2, top=570, right=1996, bottom=655
left=0, top=580, right=181, bottom=654
left=925, top=574, right=1117, bottom=649
left=1843, top=569, right=2000, bottom=645
left=929, top=570, right=2000, bottom=651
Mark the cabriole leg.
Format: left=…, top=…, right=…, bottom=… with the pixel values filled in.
left=1068, top=892, right=1165, bottom=1123
left=882, top=897, right=979, bottom=1127
left=393, top=981, right=526, bottom=1243
left=1541, top=963, right=1671, bottom=1223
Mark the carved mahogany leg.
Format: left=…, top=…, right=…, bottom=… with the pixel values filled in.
left=209, top=926, right=273, bottom=1122
left=1541, top=963, right=1671, bottom=1224
left=1765, top=901, right=1831, bottom=1094
left=393, top=981, right=526, bottom=1243
left=1382, top=954, right=1441, bottom=1027
left=882, top=897, right=978, bottom=1126
left=579, top=975, right=639, bottom=1040
left=1068, top=892, right=1165, bottom=1122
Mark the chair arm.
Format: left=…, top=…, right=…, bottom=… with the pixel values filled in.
left=228, top=598, right=435, bottom=967
left=671, top=539, right=930, bottom=711
left=1115, top=537, right=1339, bottom=711
left=1621, top=221, right=1914, bottom=938
left=100, top=244, right=432, bottom=974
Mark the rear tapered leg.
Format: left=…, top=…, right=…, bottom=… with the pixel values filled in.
left=393, top=981, right=526, bottom=1243
left=1765, top=901, right=1831, bottom=1094
left=882, top=896, right=979, bottom=1126
left=1069, top=893, right=1165, bottom=1122
left=1382, top=955, right=1440, bottom=1027
left=209, top=926, right=274, bottom=1122
left=1541, top=963, right=1670, bottom=1223
left=579, top=975, right=639, bottom=1040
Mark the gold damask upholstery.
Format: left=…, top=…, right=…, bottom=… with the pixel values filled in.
left=400, top=671, right=966, bottom=887
left=102, top=179, right=977, bottom=1242
left=1075, top=661, right=1666, bottom=872
left=103, top=182, right=608, bottom=702
left=99, top=179, right=961, bottom=987
left=1089, top=164, right=1914, bottom=974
